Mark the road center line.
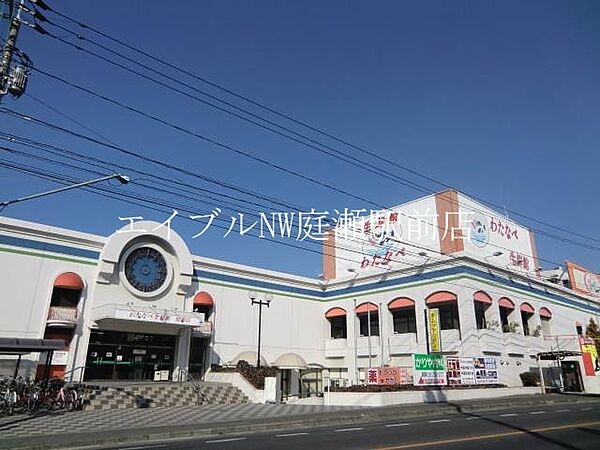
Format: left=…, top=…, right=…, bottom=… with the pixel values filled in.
left=428, top=419, right=451, bottom=423
left=206, top=437, right=247, bottom=444
left=499, top=413, right=518, bottom=417
left=276, top=432, right=309, bottom=437
left=374, top=420, right=600, bottom=450
left=465, top=417, right=482, bottom=420
left=386, top=423, right=411, bottom=427
left=530, top=411, right=545, bottom=415
left=556, top=409, right=570, bottom=412
left=581, top=407, right=593, bottom=411
left=335, top=427, right=364, bottom=432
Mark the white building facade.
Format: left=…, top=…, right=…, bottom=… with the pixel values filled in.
left=1, top=190, right=599, bottom=395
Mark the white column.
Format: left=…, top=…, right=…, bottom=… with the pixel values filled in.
left=174, top=327, right=191, bottom=381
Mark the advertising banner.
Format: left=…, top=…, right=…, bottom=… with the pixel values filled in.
left=413, top=354, right=447, bottom=386
left=579, top=337, right=599, bottom=376
left=429, top=308, right=441, bottom=353
left=367, top=367, right=412, bottom=385
left=474, top=357, right=499, bottom=384
left=566, top=261, right=600, bottom=298
left=446, top=357, right=477, bottom=385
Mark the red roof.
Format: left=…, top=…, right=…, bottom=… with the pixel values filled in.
left=54, top=272, right=84, bottom=290
left=325, top=307, right=346, bottom=318
left=356, top=302, right=378, bottom=314
left=388, top=297, right=415, bottom=310
left=193, top=291, right=214, bottom=307
left=498, top=297, right=515, bottom=309
left=473, top=291, right=492, bottom=304
left=425, top=291, right=457, bottom=305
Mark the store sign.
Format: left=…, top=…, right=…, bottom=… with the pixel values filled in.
left=446, top=357, right=477, bottom=385
left=429, top=308, right=441, bottom=353
left=474, top=357, right=499, bottom=384
left=114, top=309, right=202, bottom=326
left=579, top=337, right=599, bottom=376
left=566, top=261, right=600, bottom=297
left=367, top=367, right=412, bottom=385
left=413, top=353, right=447, bottom=386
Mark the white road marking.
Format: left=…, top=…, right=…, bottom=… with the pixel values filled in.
left=276, top=432, right=309, bottom=437
left=428, top=419, right=451, bottom=423
left=334, top=427, right=364, bottom=432
left=530, top=411, right=545, bottom=415
left=385, top=423, right=411, bottom=427
left=556, top=409, right=571, bottom=413
left=206, top=437, right=247, bottom=444
left=119, top=447, right=166, bottom=450
left=465, top=417, right=482, bottom=420
left=499, top=413, right=518, bottom=417
left=581, top=407, right=593, bottom=411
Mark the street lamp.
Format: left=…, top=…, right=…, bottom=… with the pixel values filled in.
left=249, top=291, right=272, bottom=368
left=0, top=173, right=130, bottom=210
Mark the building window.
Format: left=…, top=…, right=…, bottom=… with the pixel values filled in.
left=474, top=301, right=488, bottom=330
left=392, top=308, right=416, bottom=334
left=50, top=288, right=81, bottom=308
left=436, top=303, right=460, bottom=330
left=500, top=307, right=511, bottom=332
left=541, top=317, right=551, bottom=335
left=359, top=312, right=379, bottom=336
left=329, top=316, right=347, bottom=339
left=521, top=311, right=533, bottom=336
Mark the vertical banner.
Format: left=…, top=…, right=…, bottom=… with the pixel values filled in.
left=413, top=353, right=447, bottom=386
left=446, top=357, right=462, bottom=385
left=429, top=308, right=441, bottom=353
left=579, top=337, right=599, bottom=376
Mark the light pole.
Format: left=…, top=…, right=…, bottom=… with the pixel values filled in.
left=0, top=173, right=130, bottom=209
left=249, top=291, right=272, bottom=368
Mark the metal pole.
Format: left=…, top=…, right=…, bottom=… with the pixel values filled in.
left=537, top=356, right=546, bottom=395
left=0, top=0, right=23, bottom=101
left=257, top=301, right=263, bottom=369
left=13, top=354, right=21, bottom=379
left=0, top=173, right=129, bottom=208
left=353, top=298, right=358, bottom=385
left=379, top=302, right=384, bottom=366
left=424, top=309, right=430, bottom=354
left=367, top=305, right=372, bottom=369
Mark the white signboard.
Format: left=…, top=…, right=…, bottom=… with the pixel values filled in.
left=474, top=357, right=499, bottom=384
left=51, top=351, right=69, bottom=366
left=459, top=357, right=476, bottom=385
left=115, top=309, right=203, bottom=326
left=458, top=194, right=537, bottom=274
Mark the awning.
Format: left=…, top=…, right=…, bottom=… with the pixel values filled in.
left=388, top=297, right=415, bottom=310
left=193, top=291, right=214, bottom=307
left=473, top=291, right=492, bottom=304
left=229, top=351, right=268, bottom=367
left=498, top=297, right=515, bottom=309
left=356, top=302, right=378, bottom=314
left=0, top=338, right=66, bottom=355
left=272, top=352, right=308, bottom=369
left=539, top=307, right=552, bottom=319
left=520, top=302, right=535, bottom=314
left=425, top=291, right=457, bottom=305
left=325, top=307, right=346, bottom=318
left=54, top=272, right=84, bottom=290
left=537, top=351, right=581, bottom=361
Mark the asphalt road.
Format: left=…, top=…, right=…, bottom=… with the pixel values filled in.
left=107, top=402, right=600, bottom=450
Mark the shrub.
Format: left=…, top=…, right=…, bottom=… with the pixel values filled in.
left=519, top=371, right=540, bottom=386
left=236, top=360, right=278, bottom=389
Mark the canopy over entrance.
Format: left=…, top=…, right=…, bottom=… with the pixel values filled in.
left=0, top=338, right=66, bottom=355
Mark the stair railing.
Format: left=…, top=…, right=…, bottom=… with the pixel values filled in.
left=177, top=368, right=206, bottom=405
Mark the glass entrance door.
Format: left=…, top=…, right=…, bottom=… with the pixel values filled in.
left=84, top=330, right=176, bottom=381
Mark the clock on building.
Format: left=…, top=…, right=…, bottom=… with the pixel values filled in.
left=123, top=247, right=168, bottom=293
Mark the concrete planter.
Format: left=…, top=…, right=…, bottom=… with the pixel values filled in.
left=326, top=386, right=540, bottom=406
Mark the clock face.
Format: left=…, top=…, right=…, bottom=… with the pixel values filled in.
left=124, top=247, right=168, bottom=293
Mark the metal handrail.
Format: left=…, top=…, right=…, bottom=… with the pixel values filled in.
left=63, top=365, right=86, bottom=384
left=177, top=368, right=206, bottom=405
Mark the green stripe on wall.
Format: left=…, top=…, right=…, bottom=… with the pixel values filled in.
left=0, top=246, right=98, bottom=266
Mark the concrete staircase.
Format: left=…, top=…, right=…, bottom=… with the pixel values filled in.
left=80, top=381, right=250, bottom=411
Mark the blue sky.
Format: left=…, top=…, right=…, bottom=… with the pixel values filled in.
left=0, top=0, right=598, bottom=277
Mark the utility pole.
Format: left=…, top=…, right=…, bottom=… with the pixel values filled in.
left=249, top=292, right=272, bottom=368
left=0, top=0, right=29, bottom=102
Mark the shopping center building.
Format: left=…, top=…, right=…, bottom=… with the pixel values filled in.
left=1, top=190, right=599, bottom=396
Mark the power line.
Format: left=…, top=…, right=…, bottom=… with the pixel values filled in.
left=32, top=0, right=600, bottom=247
left=2, top=156, right=591, bottom=309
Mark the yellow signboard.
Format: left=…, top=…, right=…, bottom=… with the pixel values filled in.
left=429, top=308, right=441, bottom=353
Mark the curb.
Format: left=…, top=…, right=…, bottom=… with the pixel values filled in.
left=2, top=395, right=599, bottom=450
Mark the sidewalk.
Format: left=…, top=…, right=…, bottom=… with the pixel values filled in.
left=1, top=394, right=599, bottom=450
